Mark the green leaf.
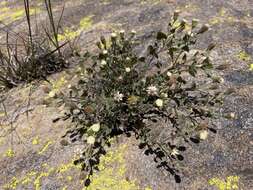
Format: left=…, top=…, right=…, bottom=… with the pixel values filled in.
left=189, top=64, right=197, bottom=77
left=156, top=31, right=167, bottom=40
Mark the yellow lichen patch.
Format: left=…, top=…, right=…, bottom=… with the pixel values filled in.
left=80, top=16, right=93, bottom=29
left=32, top=136, right=40, bottom=145
left=57, top=162, right=75, bottom=173
left=176, top=3, right=199, bottom=13
left=3, top=158, right=82, bottom=190
left=58, top=28, right=80, bottom=41
left=21, top=171, right=37, bottom=185
left=4, top=148, right=15, bottom=158
left=46, top=76, right=68, bottom=99
left=237, top=51, right=251, bottom=62
left=66, top=176, right=73, bottom=181
left=3, top=177, right=19, bottom=189
left=209, top=176, right=240, bottom=190
left=209, top=17, right=222, bottom=25
left=219, top=7, right=226, bottom=17
left=38, top=141, right=53, bottom=155
left=85, top=144, right=151, bottom=190
left=58, top=15, right=93, bottom=41
left=0, top=6, right=39, bottom=24
left=249, top=63, right=253, bottom=71
left=208, top=7, right=237, bottom=26
left=34, top=168, right=55, bottom=190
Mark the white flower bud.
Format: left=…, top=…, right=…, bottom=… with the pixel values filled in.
left=87, top=136, right=96, bottom=144
left=167, top=71, right=172, bottom=77
left=229, top=112, right=235, bottom=119
left=102, top=50, right=108, bottom=55
left=146, top=85, right=158, bottom=96
left=131, top=30, right=136, bottom=35
left=101, top=60, right=107, bottom=66
left=161, top=93, right=168, bottom=98
left=119, top=30, right=125, bottom=34
left=171, top=148, right=180, bottom=156
left=111, top=32, right=117, bottom=38
left=114, top=91, right=124, bottom=102
left=90, top=123, right=100, bottom=132
left=155, top=99, right=163, bottom=107
left=125, top=67, right=131, bottom=73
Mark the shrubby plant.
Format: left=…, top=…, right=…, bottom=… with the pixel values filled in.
left=0, top=0, right=67, bottom=90
left=62, top=11, right=225, bottom=185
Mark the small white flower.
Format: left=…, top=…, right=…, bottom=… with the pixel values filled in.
left=101, top=60, right=107, bottom=66
left=125, top=67, right=131, bottom=73
left=68, top=84, right=72, bottom=89
left=146, top=85, right=158, bottom=96
left=126, top=57, right=131, bottom=61
left=171, top=148, right=180, bottom=156
left=119, top=30, right=125, bottom=34
left=161, top=92, right=168, bottom=98
left=102, top=50, right=108, bottom=55
left=111, top=32, right=117, bottom=38
left=87, top=136, right=96, bottom=144
left=114, top=91, right=124, bottom=102
left=74, top=148, right=82, bottom=155
left=131, top=30, right=136, bottom=35
left=167, top=71, right=172, bottom=77
left=199, top=130, right=209, bottom=140
left=90, top=123, right=100, bottom=132
left=155, top=99, right=163, bottom=107
left=219, top=77, right=225, bottom=83
left=229, top=112, right=235, bottom=119
left=118, top=76, right=123, bottom=80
